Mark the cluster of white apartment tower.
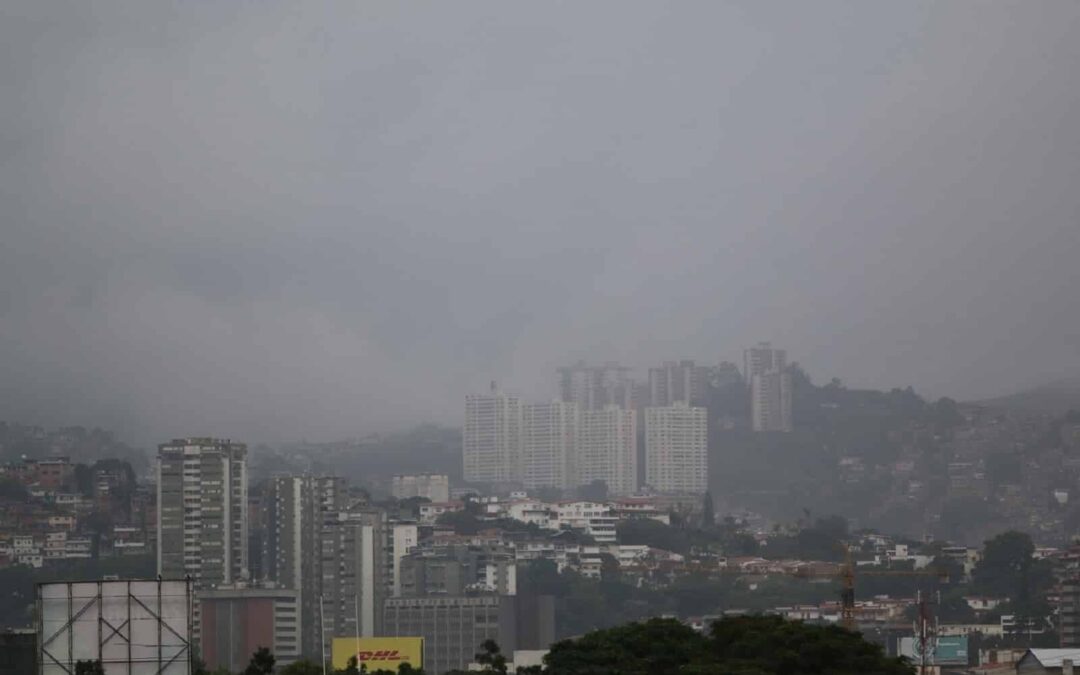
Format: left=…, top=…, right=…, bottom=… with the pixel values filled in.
left=465, top=378, right=705, bottom=497
left=465, top=345, right=793, bottom=495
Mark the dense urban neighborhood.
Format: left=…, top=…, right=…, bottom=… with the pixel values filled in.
left=4, top=356, right=1080, bottom=674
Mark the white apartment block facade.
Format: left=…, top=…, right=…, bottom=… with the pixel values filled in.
left=157, top=438, right=248, bottom=588
left=577, top=406, right=637, bottom=496
left=521, top=400, right=578, bottom=490
left=648, top=360, right=708, bottom=407
left=557, top=362, right=636, bottom=411
left=645, top=403, right=708, bottom=494
left=744, top=342, right=793, bottom=432
left=391, top=474, right=450, bottom=503
left=464, top=390, right=522, bottom=484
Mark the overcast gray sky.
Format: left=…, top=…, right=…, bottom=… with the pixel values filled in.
left=2, top=1, right=1078, bottom=445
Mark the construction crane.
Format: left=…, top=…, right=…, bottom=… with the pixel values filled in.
left=794, top=547, right=950, bottom=630
left=714, top=548, right=950, bottom=631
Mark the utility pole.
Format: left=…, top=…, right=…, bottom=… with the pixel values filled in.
left=912, top=593, right=937, bottom=675
left=320, top=595, right=328, bottom=675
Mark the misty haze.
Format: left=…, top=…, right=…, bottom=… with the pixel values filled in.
left=2, top=2, right=1080, bottom=675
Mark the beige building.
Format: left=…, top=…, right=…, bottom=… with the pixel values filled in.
left=157, top=438, right=248, bottom=588
left=577, top=405, right=637, bottom=496
left=521, top=401, right=578, bottom=490
left=464, top=388, right=522, bottom=484
left=744, top=343, right=793, bottom=432
left=391, top=474, right=450, bottom=503
left=648, top=360, right=709, bottom=407
left=645, top=403, right=708, bottom=494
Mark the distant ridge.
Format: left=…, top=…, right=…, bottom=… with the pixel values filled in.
left=972, top=375, right=1080, bottom=415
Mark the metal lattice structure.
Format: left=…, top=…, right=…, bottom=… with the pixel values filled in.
left=37, top=579, right=193, bottom=675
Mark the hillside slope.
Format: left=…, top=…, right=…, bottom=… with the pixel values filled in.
left=974, top=376, right=1080, bottom=415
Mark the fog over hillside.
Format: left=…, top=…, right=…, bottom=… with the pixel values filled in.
left=1, top=1, right=1078, bottom=444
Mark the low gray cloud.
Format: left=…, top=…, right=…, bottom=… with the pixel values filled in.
left=1, top=1, right=1078, bottom=444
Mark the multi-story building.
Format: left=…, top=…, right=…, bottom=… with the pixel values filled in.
left=1060, top=547, right=1080, bottom=647
left=383, top=595, right=555, bottom=675
left=464, top=388, right=522, bottom=484
left=156, top=438, right=248, bottom=588
left=521, top=401, right=578, bottom=491
left=33, top=458, right=73, bottom=491
left=548, top=501, right=617, bottom=544
left=391, top=474, right=450, bottom=503
left=645, top=403, right=708, bottom=494
left=744, top=343, right=792, bottom=432
left=557, top=362, right=636, bottom=411
left=262, top=475, right=345, bottom=658
left=319, top=507, right=414, bottom=659
left=647, top=360, right=709, bottom=407
left=743, top=342, right=786, bottom=383
left=321, top=508, right=384, bottom=654
left=399, top=543, right=516, bottom=597
left=389, top=522, right=419, bottom=597
left=577, top=406, right=637, bottom=496
left=199, top=586, right=302, bottom=671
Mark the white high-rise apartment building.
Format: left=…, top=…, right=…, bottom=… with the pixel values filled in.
left=577, top=406, right=637, bottom=496
left=744, top=342, right=786, bottom=382
left=464, top=387, right=522, bottom=484
left=645, top=403, right=708, bottom=494
left=157, top=438, right=248, bottom=588
left=648, top=360, right=709, bottom=407
left=521, top=401, right=578, bottom=490
left=558, top=362, right=636, bottom=411
left=744, top=342, right=793, bottom=432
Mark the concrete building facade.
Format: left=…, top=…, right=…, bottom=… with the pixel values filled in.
left=557, top=362, right=636, bottom=411
left=262, top=475, right=345, bottom=658
left=464, top=389, right=522, bottom=484
left=648, top=360, right=708, bottom=407
left=391, top=474, right=450, bottom=503
left=199, top=586, right=301, bottom=672
left=744, top=343, right=793, bottom=432
left=383, top=594, right=552, bottom=675
left=157, top=438, right=248, bottom=588
left=576, top=406, right=637, bottom=496
left=645, top=403, right=708, bottom=494
left=521, top=401, right=578, bottom=491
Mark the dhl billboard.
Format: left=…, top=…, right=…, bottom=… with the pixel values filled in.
left=332, top=637, right=424, bottom=671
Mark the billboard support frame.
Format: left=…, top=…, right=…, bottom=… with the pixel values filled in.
left=36, top=578, right=194, bottom=675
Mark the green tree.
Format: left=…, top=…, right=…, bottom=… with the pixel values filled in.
left=473, top=639, right=508, bottom=674
left=616, top=518, right=691, bottom=554
left=278, top=660, right=324, bottom=675
left=244, top=646, right=275, bottom=675
left=543, top=616, right=914, bottom=675
left=702, top=491, right=715, bottom=529
left=334, top=655, right=361, bottom=675
left=973, top=531, right=1036, bottom=599
left=544, top=618, right=710, bottom=675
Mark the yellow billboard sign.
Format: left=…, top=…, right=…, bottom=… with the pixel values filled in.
left=332, top=637, right=424, bottom=671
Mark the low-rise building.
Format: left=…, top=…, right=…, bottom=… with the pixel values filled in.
left=393, top=474, right=451, bottom=503
left=199, top=586, right=302, bottom=672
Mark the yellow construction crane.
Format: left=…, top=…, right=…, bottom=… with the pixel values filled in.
left=793, top=548, right=950, bottom=630
left=714, top=548, right=950, bottom=631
